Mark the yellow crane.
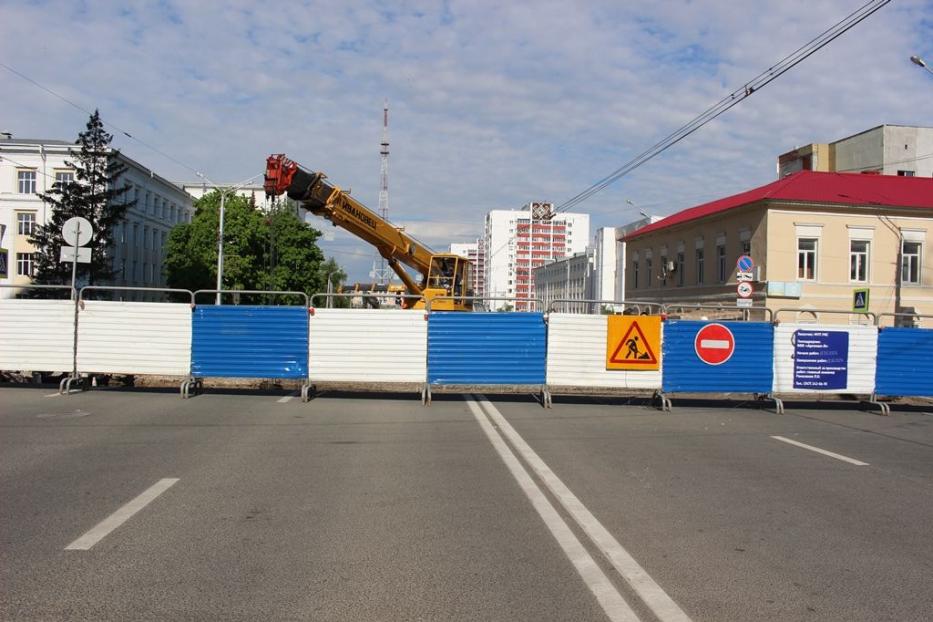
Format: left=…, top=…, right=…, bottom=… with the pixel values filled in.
left=264, top=154, right=472, bottom=311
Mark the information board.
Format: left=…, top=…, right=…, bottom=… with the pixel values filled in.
left=792, top=330, right=849, bottom=390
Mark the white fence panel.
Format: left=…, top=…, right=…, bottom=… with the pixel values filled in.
left=546, top=313, right=662, bottom=390
left=77, top=301, right=192, bottom=376
left=309, top=309, right=427, bottom=383
left=773, top=323, right=877, bottom=394
left=0, top=299, right=75, bottom=372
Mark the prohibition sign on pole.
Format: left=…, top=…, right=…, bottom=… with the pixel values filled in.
left=737, top=282, right=753, bottom=298
left=694, top=323, right=735, bottom=365
left=606, top=315, right=660, bottom=370
left=736, top=254, right=754, bottom=273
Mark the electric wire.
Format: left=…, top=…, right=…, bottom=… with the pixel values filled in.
left=553, top=0, right=892, bottom=214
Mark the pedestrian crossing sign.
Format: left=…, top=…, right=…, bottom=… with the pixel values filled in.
left=606, top=315, right=661, bottom=371
left=853, top=288, right=870, bottom=313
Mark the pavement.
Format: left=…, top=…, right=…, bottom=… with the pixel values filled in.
left=1, top=386, right=932, bottom=621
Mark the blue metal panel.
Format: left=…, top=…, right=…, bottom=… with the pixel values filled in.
left=875, top=327, right=933, bottom=397
left=662, top=321, right=773, bottom=393
left=191, top=306, right=308, bottom=379
left=428, top=312, right=546, bottom=385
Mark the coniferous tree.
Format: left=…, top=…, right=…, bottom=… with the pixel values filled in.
left=28, top=110, right=133, bottom=289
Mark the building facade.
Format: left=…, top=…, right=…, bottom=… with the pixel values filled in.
left=0, top=138, right=194, bottom=299
left=533, top=249, right=595, bottom=313
left=778, top=125, right=933, bottom=178
left=623, top=171, right=933, bottom=325
left=483, top=202, right=589, bottom=310
left=449, top=240, right=485, bottom=297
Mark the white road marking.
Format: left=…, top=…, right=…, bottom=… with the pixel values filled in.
left=476, top=395, right=693, bottom=622
left=699, top=339, right=730, bottom=349
left=464, top=397, right=639, bottom=622
left=277, top=392, right=299, bottom=403
left=65, top=478, right=179, bottom=550
left=770, top=436, right=869, bottom=466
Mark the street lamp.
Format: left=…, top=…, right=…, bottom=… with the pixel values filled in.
left=911, top=55, right=933, bottom=75
left=197, top=173, right=263, bottom=304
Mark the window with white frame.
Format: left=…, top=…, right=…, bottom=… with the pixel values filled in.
left=676, top=251, right=685, bottom=286
left=716, top=244, right=726, bottom=282
left=902, top=241, right=921, bottom=284
left=17, top=170, right=37, bottom=194
left=17, top=212, right=36, bottom=236
left=632, top=259, right=639, bottom=289
left=645, top=257, right=653, bottom=286
left=849, top=240, right=869, bottom=282
left=54, top=170, right=74, bottom=188
left=696, top=248, right=705, bottom=285
left=16, top=253, right=34, bottom=277
left=797, top=238, right=818, bottom=280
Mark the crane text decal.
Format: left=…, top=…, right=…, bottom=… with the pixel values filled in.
left=342, top=203, right=378, bottom=229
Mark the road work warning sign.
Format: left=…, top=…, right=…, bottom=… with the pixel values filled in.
left=606, top=315, right=661, bottom=371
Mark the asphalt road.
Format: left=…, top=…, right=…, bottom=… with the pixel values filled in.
left=1, top=386, right=931, bottom=621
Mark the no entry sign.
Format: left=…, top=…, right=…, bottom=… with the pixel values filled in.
left=694, top=323, right=735, bottom=365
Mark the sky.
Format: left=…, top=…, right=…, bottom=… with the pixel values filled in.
left=2, top=0, right=932, bottom=281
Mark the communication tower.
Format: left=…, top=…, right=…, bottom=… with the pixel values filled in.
left=371, top=99, right=392, bottom=286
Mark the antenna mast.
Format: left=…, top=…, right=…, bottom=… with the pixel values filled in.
left=372, top=98, right=391, bottom=286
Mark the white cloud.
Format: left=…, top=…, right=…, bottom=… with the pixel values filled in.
left=2, top=0, right=931, bottom=280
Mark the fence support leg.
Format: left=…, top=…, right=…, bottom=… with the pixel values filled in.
left=421, top=384, right=432, bottom=407
left=301, top=383, right=315, bottom=403
left=756, top=392, right=784, bottom=414
left=541, top=385, right=552, bottom=409
left=654, top=390, right=672, bottom=412
left=180, top=377, right=201, bottom=399
left=60, top=375, right=84, bottom=395
left=861, top=395, right=890, bottom=416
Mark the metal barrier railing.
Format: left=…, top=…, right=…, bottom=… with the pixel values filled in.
left=773, top=307, right=876, bottom=324
left=875, top=312, right=933, bottom=328
left=310, top=292, right=423, bottom=309
left=78, top=286, right=195, bottom=305
left=663, top=303, right=773, bottom=322
left=192, top=289, right=310, bottom=306
left=425, top=296, right=544, bottom=312
left=545, top=298, right=665, bottom=315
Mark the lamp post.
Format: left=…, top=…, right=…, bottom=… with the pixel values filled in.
left=326, top=270, right=341, bottom=308
left=198, top=173, right=262, bottom=304
left=911, top=55, right=933, bottom=75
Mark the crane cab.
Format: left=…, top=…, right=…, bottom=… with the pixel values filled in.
left=416, top=254, right=473, bottom=311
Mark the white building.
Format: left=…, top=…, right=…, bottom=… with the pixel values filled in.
left=533, top=249, right=595, bottom=313
left=449, top=240, right=485, bottom=297
left=778, top=124, right=933, bottom=178
left=0, top=138, right=194, bottom=299
left=483, top=202, right=589, bottom=310
left=612, top=216, right=662, bottom=305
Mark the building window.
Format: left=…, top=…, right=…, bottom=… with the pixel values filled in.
left=897, top=170, right=915, bottom=177
left=645, top=257, right=653, bottom=286
left=676, top=252, right=685, bottom=287
left=18, top=170, right=37, bottom=194
left=54, top=170, right=74, bottom=188
left=741, top=240, right=751, bottom=255
left=902, top=241, right=921, bottom=284
left=696, top=248, right=705, bottom=285
left=797, top=238, right=818, bottom=280
left=16, top=253, right=34, bottom=277
left=659, top=256, right=668, bottom=286
left=17, top=212, right=37, bottom=236
left=716, top=245, right=726, bottom=282
left=849, top=240, right=869, bottom=282
left=632, top=260, right=639, bottom=289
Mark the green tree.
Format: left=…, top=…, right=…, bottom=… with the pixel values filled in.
left=164, top=189, right=335, bottom=299
left=28, top=110, right=133, bottom=289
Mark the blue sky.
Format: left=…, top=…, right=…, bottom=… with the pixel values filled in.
left=2, top=0, right=931, bottom=280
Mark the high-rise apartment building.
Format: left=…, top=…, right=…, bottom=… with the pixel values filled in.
left=483, top=202, right=589, bottom=310
left=449, top=240, right=485, bottom=297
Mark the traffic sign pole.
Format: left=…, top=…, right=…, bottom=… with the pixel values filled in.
left=70, top=221, right=80, bottom=300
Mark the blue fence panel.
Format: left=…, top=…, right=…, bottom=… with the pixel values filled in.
left=191, top=306, right=308, bottom=379
left=875, top=327, right=933, bottom=397
left=428, top=312, right=546, bottom=385
left=662, top=320, right=773, bottom=393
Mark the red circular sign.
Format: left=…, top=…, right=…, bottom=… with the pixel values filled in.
left=694, top=323, right=735, bottom=365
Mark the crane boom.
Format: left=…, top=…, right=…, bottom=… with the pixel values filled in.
left=264, top=154, right=472, bottom=311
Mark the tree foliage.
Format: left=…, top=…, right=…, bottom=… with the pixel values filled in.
left=164, top=190, right=341, bottom=298
left=28, top=110, right=133, bottom=289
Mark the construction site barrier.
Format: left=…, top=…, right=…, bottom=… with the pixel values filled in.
left=190, top=290, right=310, bottom=384
left=873, top=313, right=933, bottom=399
left=661, top=319, right=776, bottom=411
left=772, top=309, right=879, bottom=403
left=545, top=299, right=665, bottom=394
left=0, top=285, right=77, bottom=376
left=76, top=287, right=194, bottom=377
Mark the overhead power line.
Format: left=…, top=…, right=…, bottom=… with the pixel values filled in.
left=0, top=62, right=208, bottom=179
left=554, top=0, right=893, bottom=214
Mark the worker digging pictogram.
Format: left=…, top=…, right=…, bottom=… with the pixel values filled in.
left=606, top=316, right=661, bottom=371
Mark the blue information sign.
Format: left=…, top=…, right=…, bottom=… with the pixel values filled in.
left=793, top=330, right=849, bottom=390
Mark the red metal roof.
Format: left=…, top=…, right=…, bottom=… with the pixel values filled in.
left=625, top=171, right=933, bottom=241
